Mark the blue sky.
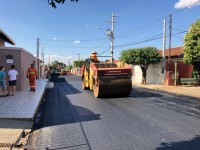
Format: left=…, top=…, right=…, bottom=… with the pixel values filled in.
left=0, top=0, right=199, bottom=64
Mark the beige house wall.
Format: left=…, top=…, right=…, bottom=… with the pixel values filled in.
left=132, top=65, right=142, bottom=84
left=132, top=62, right=165, bottom=85
left=0, top=47, right=42, bottom=91
left=146, top=63, right=165, bottom=85
left=0, top=47, right=22, bottom=90
left=20, top=50, right=38, bottom=90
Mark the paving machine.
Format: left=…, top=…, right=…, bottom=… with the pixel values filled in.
left=81, top=51, right=132, bottom=98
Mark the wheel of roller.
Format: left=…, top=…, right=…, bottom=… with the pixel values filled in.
left=93, top=81, right=103, bottom=98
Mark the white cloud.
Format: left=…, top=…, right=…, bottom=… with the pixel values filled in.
left=73, top=40, right=80, bottom=44
left=44, top=54, right=74, bottom=65
left=53, top=37, right=56, bottom=40
left=174, top=0, right=200, bottom=9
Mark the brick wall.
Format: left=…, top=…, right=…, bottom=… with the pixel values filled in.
left=166, top=60, right=193, bottom=78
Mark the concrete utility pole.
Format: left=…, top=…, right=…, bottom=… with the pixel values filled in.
left=162, top=18, right=166, bottom=73
left=36, top=38, right=39, bottom=59
left=78, top=53, right=80, bottom=60
left=168, top=14, right=172, bottom=60
left=48, top=54, right=50, bottom=66
left=110, top=13, right=115, bottom=63
left=36, top=38, right=40, bottom=78
left=41, top=47, right=44, bottom=63
left=107, top=13, right=116, bottom=63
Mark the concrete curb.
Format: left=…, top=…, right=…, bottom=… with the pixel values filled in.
left=32, top=83, right=47, bottom=121
left=133, top=84, right=200, bottom=99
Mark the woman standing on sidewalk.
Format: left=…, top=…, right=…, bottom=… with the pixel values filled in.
left=8, top=65, right=18, bottom=96
left=0, top=66, right=7, bottom=97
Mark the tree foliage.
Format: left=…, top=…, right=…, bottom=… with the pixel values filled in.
left=120, top=47, right=160, bottom=84
left=67, top=65, right=73, bottom=71
left=73, top=60, right=85, bottom=68
left=50, top=61, right=66, bottom=73
left=51, top=61, right=66, bottom=67
left=183, top=19, right=200, bottom=80
left=48, top=0, right=78, bottom=8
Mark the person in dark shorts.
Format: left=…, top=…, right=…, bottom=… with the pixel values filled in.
left=8, top=65, right=18, bottom=96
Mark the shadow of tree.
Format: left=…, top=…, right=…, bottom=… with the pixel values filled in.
left=41, top=76, right=101, bottom=128
left=156, top=135, right=200, bottom=150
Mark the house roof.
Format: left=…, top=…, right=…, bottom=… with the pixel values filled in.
left=158, top=46, right=183, bottom=57
left=0, top=28, right=16, bottom=45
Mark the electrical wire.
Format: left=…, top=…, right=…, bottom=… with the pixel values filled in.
left=115, top=0, right=199, bottom=38
left=116, top=0, right=145, bottom=16
left=171, top=0, right=200, bottom=15
left=115, top=31, right=187, bottom=48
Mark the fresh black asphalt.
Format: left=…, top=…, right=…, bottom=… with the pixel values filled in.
left=35, top=75, right=200, bottom=150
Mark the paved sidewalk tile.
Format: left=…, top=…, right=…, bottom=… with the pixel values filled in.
left=0, top=79, right=47, bottom=120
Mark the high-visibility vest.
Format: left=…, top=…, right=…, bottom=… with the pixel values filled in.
left=27, top=68, right=37, bottom=77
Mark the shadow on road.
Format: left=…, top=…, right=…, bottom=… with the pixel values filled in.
left=31, top=76, right=99, bottom=150
left=39, top=76, right=101, bottom=128
left=156, top=135, right=200, bottom=150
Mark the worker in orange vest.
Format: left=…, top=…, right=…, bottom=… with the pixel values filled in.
left=90, top=51, right=99, bottom=63
left=26, top=64, right=37, bottom=92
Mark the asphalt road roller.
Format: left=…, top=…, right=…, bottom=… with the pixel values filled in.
left=81, top=51, right=132, bottom=98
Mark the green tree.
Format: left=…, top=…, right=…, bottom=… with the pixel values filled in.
left=183, top=19, right=200, bottom=81
left=51, top=60, right=66, bottom=72
left=51, top=60, right=59, bottom=66
left=67, top=65, right=73, bottom=71
left=120, top=47, right=160, bottom=84
left=73, top=60, right=85, bottom=68
left=48, top=0, right=78, bottom=8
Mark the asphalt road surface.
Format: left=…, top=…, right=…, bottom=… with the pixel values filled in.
left=36, top=75, right=200, bottom=150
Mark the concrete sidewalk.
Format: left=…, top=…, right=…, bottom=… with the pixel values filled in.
left=0, top=79, right=47, bottom=149
left=133, top=83, right=200, bottom=99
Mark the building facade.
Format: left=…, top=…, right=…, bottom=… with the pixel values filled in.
left=132, top=47, right=193, bottom=85
left=0, top=28, right=43, bottom=91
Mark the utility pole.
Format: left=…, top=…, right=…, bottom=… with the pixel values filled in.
left=78, top=53, right=80, bottom=60
left=106, top=13, right=116, bottom=63
left=48, top=54, right=50, bottom=66
left=36, top=38, right=40, bottom=78
left=111, top=13, right=115, bottom=63
left=36, top=38, right=39, bottom=59
left=162, top=18, right=166, bottom=73
left=168, top=14, right=172, bottom=60
left=41, top=47, right=44, bottom=63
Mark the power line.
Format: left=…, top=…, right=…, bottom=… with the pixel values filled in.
left=116, top=0, right=145, bottom=16
left=115, top=19, right=163, bottom=38
left=98, top=48, right=111, bottom=56
left=115, top=31, right=187, bottom=48
left=171, top=0, right=200, bottom=15
left=116, top=23, right=163, bottom=39
left=41, top=37, right=108, bottom=42
left=114, top=0, right=199, bottom=39
left=43, top=45, right=109, bottom=49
